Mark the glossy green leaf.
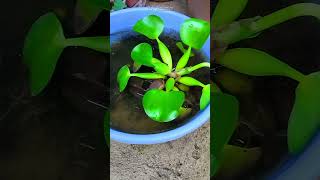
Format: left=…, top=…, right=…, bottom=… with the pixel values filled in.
left=178, top=77, right=205, bottom=87
left=143, top=89, right=185, bottom=122
left=176, top=46, right=191, bottom=71
left=212, top=0, right=248, bottom=29
left=200, top=84, right=210, bottom=110
left=131, top=43, right=154, bottom=67
left=176, top=42, right=194, bottom=57
left=23, top=12, right=65, bottom=96
left=218, top=48, right=305, bottom=82
left=117, top=65, right=131, bottom=92
left=133, top=15, right=164, bottom=40
left=74, top=0, right=109, bottom=34
left=180, top=18, right=210, bottom=50
left=211, top=93, right=239, bottom=173
left=288, top=72, right=320, bottom=154
left=104, top=112, right=110, bottom=147
left=156, top=39, right=173, bottom=70
left=165, top=78, right=175, bottom=91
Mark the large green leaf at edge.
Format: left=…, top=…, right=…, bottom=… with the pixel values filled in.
left=200, top=84, right=210, bottom=110
left=133, top=15, right=164, bottom=40
left=288, top=71, right=320, bottom=154
left=180, top=18, right=210, bottom=50
left=211, top=93, right=239, bottom=176
left=143, top=89, right=185, bottom=122
left=212, top=0, right=248, bottom=29
left=23, top=12, right=65, bottom=96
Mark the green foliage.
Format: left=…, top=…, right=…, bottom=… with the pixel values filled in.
left=112, top=0, right=127, bottom=11
left=23, top=12, right=109, bottom=96
left=143, top=89, right=185, bottom=122
left=117, top=15, right=210, bottom=122
left=211, top=93, right=239, bottom=175
left=288, top=72, right=320, bottom=154
left=212, top=0, right=248, bottom=29
left=212, top=1, right=320, bottom=177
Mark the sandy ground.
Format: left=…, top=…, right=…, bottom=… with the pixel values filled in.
left=110, top=123, right=210, bottom=180
left=110, top=1, right=210, bottom=179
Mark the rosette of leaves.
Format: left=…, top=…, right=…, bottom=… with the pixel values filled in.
left=117, top=15, right=210, bottom=122
left=212, top=0, right=320, bottom=176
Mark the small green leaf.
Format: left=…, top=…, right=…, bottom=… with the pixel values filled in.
left=178, top=77, right=205, bottom=87
left=180, top=18, right=210, bottom=50
left=133, top=15, right=164, bottom=40
left=211, top=93, right=239, bottom=175
left=74, top=0, right=109, bottom=34
left=143, top=89, right=185, bottom=122
left=117, top=65, right=131, bottom=92
left=173, top=86, right=180, bottom=91
left=288, top=72, right=320, bottom=154
left=218, top=48, right=305, bottom=82
left=212, top=0, right=248, bottom=29
left=131, top=43, right=154, bottom=67
left=176, top=42, right=194, bottom=57
left=165, top=78, right=175, bottom=91
left=156, top=39, right=173, bottom=70
left=176, top=46, right=191, bottom=71
left=23, top=12, right=65, bottom=96
left=200, top=84, right=210, bottom=110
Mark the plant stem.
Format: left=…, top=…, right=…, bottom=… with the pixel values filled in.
left=130, top=73, right=165, bottom=79
left=177, top=62, right=210, bottom=76
left=252, top=3, right=320, bottom=33
left=65, top=36, right=110, bottom=53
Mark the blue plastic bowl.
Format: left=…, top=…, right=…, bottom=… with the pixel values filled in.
left=110, top=8, right=210, bottom=144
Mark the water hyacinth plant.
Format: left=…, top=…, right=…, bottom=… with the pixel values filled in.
left=212, top=0, right=320, bottom=176
left=117, top=15, right=210, bottom=122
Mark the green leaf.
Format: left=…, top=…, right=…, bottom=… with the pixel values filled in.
left=156, top=39, right=173, bottom=70
left=143, top=89, right=185, bottom=122
left=64, top=36, right=110, bottom=53
left=176, top=42, right=194, bottom=57
left=112, top=0, right=127, bottom=11
left=211, top=93, right=239, bottom=175
left=23, top=12, right=65, bottom=96
left=178, top=77, right=205, bottom=87
left=200, top=84, right=210, bottom=110
left=131, top=43, right=154, bottom=67
left=165, top=78, right=175, bottom=92
left=177, top=62, right=210, bottom=76
left=74, top=0, right=109, bottom=34
left=176, top=46, right=191, bottom=71
left=153, top=61, right=171, bottom=75
left=117, top=65, right=131, bottom=92
left=212, top=0, right=248, bottom=29
left=131, top=73, right=165, bottom=79
left=180, top=18, right=210, bottom=50
left=218, top=48, right=305, bottom=82
left=133, top=15, right=164, bottom=40
left=288, top=72, right=320, bottom=154
left=104, top=112, right=110, bottom=147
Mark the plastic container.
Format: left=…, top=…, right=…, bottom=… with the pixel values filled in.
left=110, top=8, right=210, bottom=144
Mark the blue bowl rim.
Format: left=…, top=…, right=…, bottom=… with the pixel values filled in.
left=110, top=7, right=211, bottom=144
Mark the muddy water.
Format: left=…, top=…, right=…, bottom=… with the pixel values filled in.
left=110, top=30, right=210, bottom=134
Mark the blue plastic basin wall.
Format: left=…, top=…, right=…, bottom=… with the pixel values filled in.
left=110, top=8, right=210, bottom=144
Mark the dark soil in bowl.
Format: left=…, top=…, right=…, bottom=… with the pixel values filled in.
left=110, top=30, right=210, bottom=134
left=212, top=0, right=320, bottom=179
left=0, top=1, right=108, bottom=179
